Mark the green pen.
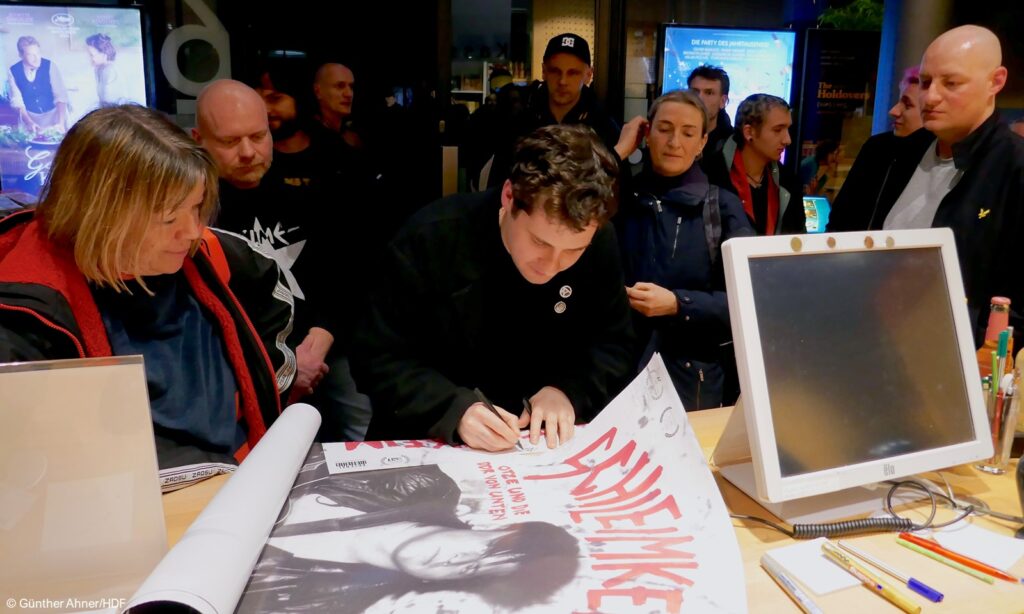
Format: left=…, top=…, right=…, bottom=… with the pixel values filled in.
left=895, top=537, right=995, bottom=584
left=996, top=329, right=1010, bottom=385
left=992, top=350, right=1000, bottom=395
left=997, top=329, right=1010, bottom=357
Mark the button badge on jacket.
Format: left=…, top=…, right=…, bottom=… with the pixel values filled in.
left=554, top=285, right=572, bottom=314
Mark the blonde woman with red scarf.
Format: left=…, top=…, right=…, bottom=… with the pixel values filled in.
left=702, top=93, right=806, bottom=235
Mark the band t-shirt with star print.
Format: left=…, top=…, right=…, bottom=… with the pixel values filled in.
left=214, top=153, right=337, bottom=346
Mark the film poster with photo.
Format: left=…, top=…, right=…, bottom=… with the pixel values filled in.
left=0, top=5, right=148, bottom=199
left=797, top=29, right=882, bottom=199
left=237, top=355, right=746, bottom=613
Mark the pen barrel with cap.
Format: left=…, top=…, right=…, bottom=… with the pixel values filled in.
left=895, top=537, right=996, bottom=583
left=873, top=579, right=922, bottom=614
left=905, top=578, right=943, bottom=603
left=836, top=541, right=944, bottom=603
left=822, top=542, right=921, bottom=614
left=898, top=533, right=1020, bottom=583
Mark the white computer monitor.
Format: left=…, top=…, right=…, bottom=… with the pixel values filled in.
left=713, top=229, right=992, bottom=522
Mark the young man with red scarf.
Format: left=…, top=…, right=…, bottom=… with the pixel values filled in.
left=702, top=94, right=805, bottom=235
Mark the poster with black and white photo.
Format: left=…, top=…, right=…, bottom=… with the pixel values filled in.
left=127, top=354, right=746, bottom=613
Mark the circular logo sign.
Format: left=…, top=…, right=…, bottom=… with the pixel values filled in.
left=51, top=13, right=75, bottom=27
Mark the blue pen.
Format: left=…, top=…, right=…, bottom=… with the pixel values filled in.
left=838, top=540, right=944, bottom=603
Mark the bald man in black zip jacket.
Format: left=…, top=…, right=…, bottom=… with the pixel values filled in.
left=830, top=26, right=1024, bottom=349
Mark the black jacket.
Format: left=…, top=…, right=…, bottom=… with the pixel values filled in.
left=703, top=108, right=733, bottom=159
left=827, top=130, right=899, bottom=232
left=616, top=165, right=753, bottom=409
left=487, top=82, right=622, bottom=189
left=353, top=189, right=635, bottom=443
left=832, top=115, right=1024, bottom=345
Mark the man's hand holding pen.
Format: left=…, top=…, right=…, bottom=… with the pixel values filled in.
left=458, top=386, right=576, bottom=452
left=458, top=389, right=520, bottom=451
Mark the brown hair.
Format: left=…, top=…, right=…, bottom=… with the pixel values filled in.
left=85, top=33, right=117, bottom=61
left=509, top=124, right=618, bottom=231
left=687, top=64, right=730, bottom=96
left=35, top=104, right=219, bottom=292
left=648, top=89, right=709, bottom=136
left=733, top=93, right=791, bottom=150
left=17, top=36, right=39, bottom=56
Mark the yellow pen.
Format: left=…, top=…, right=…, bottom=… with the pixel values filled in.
left=821, top=541, right=921, bottom=614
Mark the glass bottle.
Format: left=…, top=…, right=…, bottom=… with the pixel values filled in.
left=977, top=297, right=1013, bottom=378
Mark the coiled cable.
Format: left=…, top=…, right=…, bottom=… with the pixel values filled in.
left=731, top=478, right=978, bottom=538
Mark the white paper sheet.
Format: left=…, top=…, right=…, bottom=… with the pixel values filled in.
left=322, top=429, right=560, bottom=474
left=762, top=538, right=861, bottom=595
left=930, top=521, right=1024, bottom=570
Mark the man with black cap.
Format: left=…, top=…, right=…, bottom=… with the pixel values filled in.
left=486, top=33, right=636, bottom=188
left=540, top=33, right=599, bottom=125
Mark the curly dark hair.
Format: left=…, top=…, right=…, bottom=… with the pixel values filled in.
left=509, top=124, right=619, bottom=231
left=733, top=93, right=790, bottom=150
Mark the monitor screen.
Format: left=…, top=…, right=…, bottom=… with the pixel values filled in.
left=659, top=25, right=797, bottom=125
left=748, top=247, right=976, bottom=478
left=0, top=5, right=148, bottom=199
